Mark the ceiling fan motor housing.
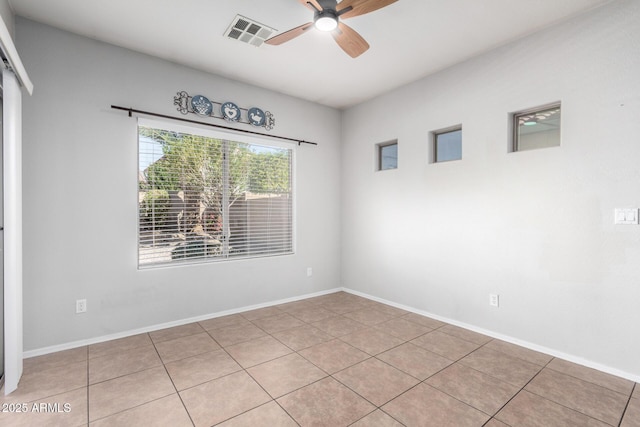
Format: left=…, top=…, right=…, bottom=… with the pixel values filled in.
left=315, top=8, right=339, bottom=30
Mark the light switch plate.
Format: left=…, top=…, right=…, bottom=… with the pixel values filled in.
left=614, top=208, right=639, bottom=225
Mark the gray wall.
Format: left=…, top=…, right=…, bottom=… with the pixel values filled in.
left=341, top=0, right=640, bottom=378
left=0, top=0, right=14, bottom=37
left=13, top=1, right=640, bottom=380
left=16, top=18, right=342, bottom=351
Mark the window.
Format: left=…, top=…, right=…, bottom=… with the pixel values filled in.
left=138, top=120, right=293, bottom=268
left=433, top=127, right=462, bottom=162
left=512, top=103, right=561, bottom=152
left=377, top=141, right=398, bottom=171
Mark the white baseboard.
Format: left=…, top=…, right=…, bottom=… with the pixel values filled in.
left=23, top=287, right=343, bottom=359
left=343, top=288, right=640, bottom=384
left=24, top=285, right=640, bottom=384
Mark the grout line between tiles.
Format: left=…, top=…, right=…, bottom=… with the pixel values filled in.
left=617, top=382, right=637, bottom=427
left=149, top=335, right=197, bottom=427
left=85, top=345, right=89, bottom=427
left=543, top=362, right=636, bottom=398
left=492, top=358, right=620, bottom=427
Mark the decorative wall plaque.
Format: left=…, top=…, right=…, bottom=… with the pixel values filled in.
left=174, top=91, right=275, bottom=130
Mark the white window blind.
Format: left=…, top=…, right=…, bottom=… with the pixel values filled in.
left=138, top=120, right=293, bottom=268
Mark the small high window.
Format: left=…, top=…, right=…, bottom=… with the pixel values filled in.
left=512, top=103, right=561, bottom=152
left=433, top=127, right=462, bottom=163
left=377, top=141, right=398, bottom=171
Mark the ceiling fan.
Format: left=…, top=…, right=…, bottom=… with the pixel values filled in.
left=265, top=0, right=398, bottom=58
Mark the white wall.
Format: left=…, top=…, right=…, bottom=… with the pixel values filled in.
left=15, top=18, right=342, bottom=351
left=0, top=0, right=14, bottom=37
left=341, top=0, right=640, bottom=378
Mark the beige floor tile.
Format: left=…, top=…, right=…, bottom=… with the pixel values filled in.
left=484, top=419, right=511, bottom=427
left=320, top=300, right=367, bottom=315
left=225, top=335, right=292, bottom=368
left=411, top=330, right=481, bottom=361
left=401, top=312, right=447, bottom=329
left=383, top=383, right=490, bottom=427
left=459, top=346, right=543, bottom=388
left=311, top=315, right=368, bottom=337
left=299, top=339, right=370, bottom=374
left=154, top=332, right=221, bottom=363
left=339, top=328, right=405, bottom=355
left=287, top=306, right=336, bottom=323
left=198, top=313, right=250, bottom=331
left=496, top=390, right=609, bottom=427
left=426, top=363, right=520, bottom=415
left=483, top=339, right=553, bottom=366
left=165, top=349, right=242, bottom=391
left=377, top=342, right=453, bottom=380
left=334, top=358, right=419, bottom=406
left=343, top=308, right=397, bottom=326
left=247, top=353, right=327, bottom=398
left=23, top=347, right=87, bottom=374
left=621, top=398, right=640, bottom=427
left=88, top=366, right=175, bottom=421
left=360, top=301, right=410, bottom=317
left=251, top=312, right=305, bottom=334
left=206, top=322, right=267, bottom=347
left=375, top=317, right=433, bottom=340
left=89, top=394, right=192, bottom=427
left=546, top=358, right=635, bottom=395
left=88, top=334, right=152, bottom=359
left=89, top=344, right=162, bottom=384
left=241, top=306, right=284, bottom=321
left=275, top=299, right=319, bottom=312
left=438, top=324, right=492, bottom=345
left=271, top=324, right=333, bottom=351
left=277, top=377, right=375, bottom=427
left=634, top=385, right=639, bottom=399
left=0, top=388, right=87, bottom=427
left=0, top=361, right=87, bottom=405
left=351, top=409, right=404, bottom=426
left=149, top=322, right=205, bottom=343
left=217, top=401, right=298, bottom=427
left=180, top=371, right=271, bottom=427
left=525, top=368, right=628, bottom=425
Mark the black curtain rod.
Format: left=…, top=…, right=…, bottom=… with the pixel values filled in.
left=111, top=105, right=318, bottom=146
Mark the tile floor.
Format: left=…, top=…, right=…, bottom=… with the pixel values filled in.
left=1, top=291, right=638, bottom=426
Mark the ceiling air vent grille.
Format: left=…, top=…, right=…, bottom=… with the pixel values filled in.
left=225, top=15, right=276, bottom=47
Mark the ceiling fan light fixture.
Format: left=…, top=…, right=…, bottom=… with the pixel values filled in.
left=315, top=12, right=338, bottom=32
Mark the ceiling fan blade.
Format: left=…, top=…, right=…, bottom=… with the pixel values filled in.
left=338, top=0, right=398, bottom=19
left=298, top=0, right=323, bottom=11
left=265, top=22, right=314, bottom=45
left=332, top=22, right=369, bottom=58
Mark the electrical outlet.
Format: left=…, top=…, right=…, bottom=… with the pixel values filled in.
left=76, top=299, right=87, bottom=314
left=307, top=267, right=313, bottom=277
left=489, top=294, right=499, bottom=307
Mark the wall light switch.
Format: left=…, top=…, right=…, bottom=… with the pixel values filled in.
left=489, top=294, right=499, bottom=307
left=614, top=208, right=639, bottom=225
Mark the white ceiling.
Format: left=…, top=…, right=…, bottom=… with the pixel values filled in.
left=9, top=0, right=613, bottom=109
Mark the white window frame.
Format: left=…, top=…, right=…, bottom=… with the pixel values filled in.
left=137, top=118, right=296, bottom=269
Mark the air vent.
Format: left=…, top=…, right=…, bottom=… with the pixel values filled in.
left=224, top=15, right=276, bottom=47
